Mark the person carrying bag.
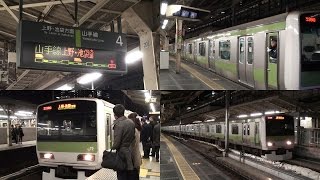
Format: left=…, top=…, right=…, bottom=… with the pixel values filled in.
left=102, top=104, right=136, bottom=180
left=101, top=149, right=126, bottom=171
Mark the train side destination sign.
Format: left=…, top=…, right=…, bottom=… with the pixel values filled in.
left=17, top=21, right=127, bottom=74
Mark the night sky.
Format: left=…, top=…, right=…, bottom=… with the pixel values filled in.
left=0, top=90, right=149, bottom=116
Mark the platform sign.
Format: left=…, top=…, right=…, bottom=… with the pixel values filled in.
left=16, top=21, right=127, bottom=74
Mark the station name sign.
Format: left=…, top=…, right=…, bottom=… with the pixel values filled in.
left=16, top=21, right=127, bottom=74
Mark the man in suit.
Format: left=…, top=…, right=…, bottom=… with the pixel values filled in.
left=112, top=104, right=136, bottom=180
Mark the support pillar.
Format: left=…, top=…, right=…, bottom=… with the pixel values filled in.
left=175, top=19, right=183, bottom=74
left=164, top=35, right=169, bottom=51
left=4, top=105, right=12, bottom=146
left=122, top=8, right=159, bottom=90
left=224, top=91, right=230, bottom=157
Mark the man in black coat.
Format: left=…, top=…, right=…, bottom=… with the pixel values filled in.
left=112, top=104, right=136, bottom=180
left=152, top=121, right=160, bottom=162
left=140, top=119, right=153, bottom=159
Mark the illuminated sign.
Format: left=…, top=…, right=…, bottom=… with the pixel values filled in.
left=43, top=106, right=52, bottom=111
left=34, top=44, right=119, bottom=70
left=305, top=17, right=317, bottom=23
left=58, top=104, right=76, bottom=110
left=17, top=20, right=127, bottom=74
left=275, top=116, right=285, bottom=120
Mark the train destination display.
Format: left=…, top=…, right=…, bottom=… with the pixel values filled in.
left=17, top=21, right=127, bottom=73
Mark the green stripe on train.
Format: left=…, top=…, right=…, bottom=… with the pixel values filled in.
left=215, top=60, right=237, bottom=75
left=254, top=68, right=265, bottom=84
left=196, top=56, right=208, bottom=68
left=37, top=142, right=98, bottom=153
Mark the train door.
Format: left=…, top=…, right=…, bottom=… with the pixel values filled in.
left=238, top=36, right=254, bottom=87
left=254, top=122, right=260, bottom=145
left=105, top=113, right=112, bottom=149
left=208, top=40, right=216, bottom=71
left=242, top=123, right=250, bottom=144
left=193, top=42, right=197, bottom=64
left=266, top=33, right=279, bottom=89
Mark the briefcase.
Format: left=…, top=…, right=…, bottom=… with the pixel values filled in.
left=101, top=150, right=126, bottom=171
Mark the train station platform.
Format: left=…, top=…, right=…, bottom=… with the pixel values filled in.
left=161, top=134, right=285, bottom=180
left=160, top=58, right=248, bottom=90
left=161, top=135, right=235, bottom=180
left=88, top=143, right=160, bottom=180
left=0, top=140, right=35, bottom=151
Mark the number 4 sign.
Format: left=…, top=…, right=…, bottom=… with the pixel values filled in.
left=116, top=36, right=123, bottom=46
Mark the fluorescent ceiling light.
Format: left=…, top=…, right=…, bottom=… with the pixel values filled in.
left=162, top=19, right=169, bottom=29
left=77, top=72, right=102, bottom=84
left=125, top=50, right=143, bottom=64
left=206, top=119, right=215, bottom=122
left=250, top=113, right=262, bottom=117
left=237, top=114, right=248, bottom=118
left=193, top=121, right=201, bottom=123
left=56, top=84, right=73, bottom=90
left=150, top=103, right=156, bottom=112
left=161, top=2, right=168, bottom=15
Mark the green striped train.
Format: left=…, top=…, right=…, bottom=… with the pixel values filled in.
left=36, top=98, right=134, bottom=179
left=162, top=113, right=295, bottom=161
left=171, top=11, right=320, bottom=90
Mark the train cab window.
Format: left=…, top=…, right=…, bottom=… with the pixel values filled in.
left=199, top=42, right=206, bottom=56
left=239, top=38, right=245, bottom=64
left=243, top=125, right=246, bottom=135
left=219, top=40, right=231, bottom=60
left=267, top=36, right=278, bottom=63
left=247, top=125, right=250, bottom=135
left=216, top=124, right=222, bottom=133
left=247, top=37, right=254, bottom=65
left=231, top=124, right=239, bottom=134
left=300, top=13, right=320, bottom=74
left=188, top=44, right=193, bottom=54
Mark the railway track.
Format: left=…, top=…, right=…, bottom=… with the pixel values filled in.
left=0, top=165, right=44, bottom=180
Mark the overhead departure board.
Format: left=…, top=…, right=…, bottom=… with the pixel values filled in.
left=17, top=21, right=127, bottom=74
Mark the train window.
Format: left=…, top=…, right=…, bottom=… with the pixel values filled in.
left=206, top=125, right=209, bottom=132
left=216, top=124, right=221, bottom=133
left=247, top=37, right=254, bottom=65
left=199, top=42, right=206, bottom=56
left=231, top=124, right=239, bottom=134
left=188, top=44, right=192, bottom=54
left=247, top=125, right=250, bottom=135
left=243, top=125, right=246, bottom=135
left=267, top=36, right=278, bottom=63
left=239, top=38, right=245, bottom=64
left=219, top=40, right=231, bottom=60
left=300, top=13, right=320, bottom=78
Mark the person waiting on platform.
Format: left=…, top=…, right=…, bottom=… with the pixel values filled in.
left=152, top=120, right=160, bottom=162
left=112, top=104, right=136, bottom=180
left=18, top=125, right=24, bottom=144
left=11, top=125, right=17, bottom=144
left=141, top=118, right=153, bottom=159
left=128, top=112, right=142, bottom=180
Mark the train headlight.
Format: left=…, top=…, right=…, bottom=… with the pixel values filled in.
left=286, top=141, right=292, bottom=145
left=77, top=154, right=95, bottom=162
left=40, top=153, right=54, bottom=159
left=267, top=142, right=273, bottom=147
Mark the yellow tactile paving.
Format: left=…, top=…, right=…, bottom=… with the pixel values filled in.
left=161, top=135, right=200, bottom=180
left=180, top=62, right=225, bottom=90
left=140, top=168, right=149, bottom=177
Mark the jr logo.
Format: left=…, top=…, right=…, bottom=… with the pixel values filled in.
left=87, top=147, right=94, bottom=152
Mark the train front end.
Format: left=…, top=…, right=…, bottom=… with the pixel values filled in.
left=36, top=100, right=99, bottom=179
left=262, top=114, right=295, bottom=161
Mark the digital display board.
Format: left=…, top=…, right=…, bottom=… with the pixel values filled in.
left=17, top=21, right=127, bottom=74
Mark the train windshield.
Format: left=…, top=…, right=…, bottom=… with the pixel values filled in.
left=265, top=115, right=294, bottom=136
left=300, top=13, right=320, bottom=70
left=37, top=100, right=97, bottom=142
